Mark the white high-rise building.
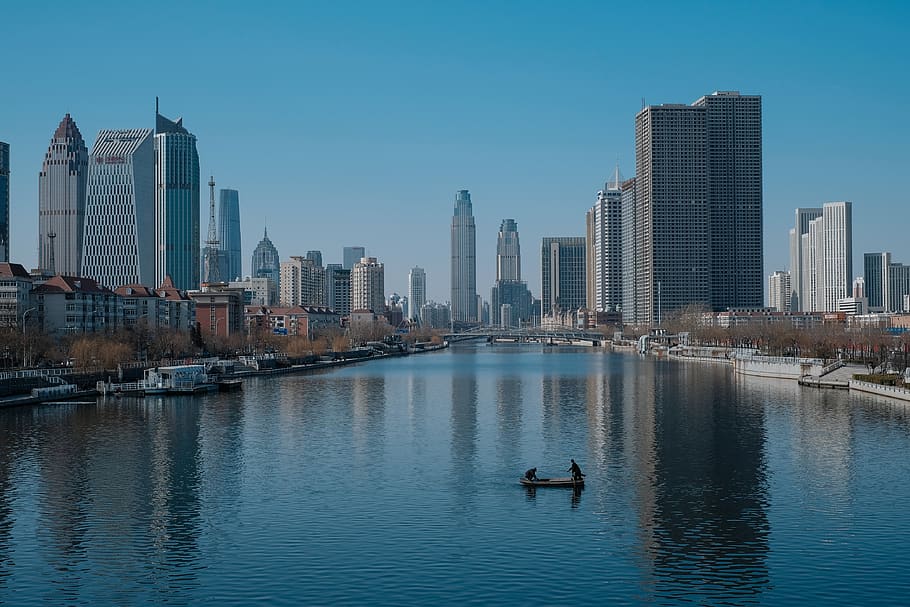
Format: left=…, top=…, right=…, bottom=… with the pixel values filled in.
left=800, top=202, right=853, bottom=312
left=81, top=129, right=155, bottom=288
left=408, top=267, right=426, bottom=321
left=353, top=257, right=385, bottom=314
left=768, top=271, right=791, bottom=312
left=587, top=168, right=623, bottom=312
left=450, top=190, right=477, bottom=323
left=280, top=256, right=326, bottom=307
left=788, top=208, right=823, bottom=311
left=38, top=114, right=88, bottom=275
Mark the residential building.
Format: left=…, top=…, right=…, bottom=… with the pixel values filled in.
left=420, top=301, right=451, bottom=330
left=219, top=189, right=242, bottom=281
left=229, top=276, right=277, bottom=306
left=864, top=252, right=890, bottom=312
left=244, top=305, right=341, bottom=339
left=408, top=267, right=426, bottom=321
left=805, top=201, right=853, bottom=312
left=189, top=283, right=245, bottom=338
left=280, top=256, right=326, bottom=307
left=0, top=262, right=33, bottom=329
left=352, top=257, right=385, bottom=314
left=620, top=178, right=639, bottom=323
left=343, top=246, right=365, bottom=270
left=81, top=129, right=155, bottom=288
left=154, top=275, right=196, bottom=331
left=251, top=227, right=280, bottom=283
left=325, top=264, right=352, bottom=316
left=540, top=237, right=586, bottom=318
left=33, top=275, right=122, bottom=335
left=0, top=142, right=9, bottom=262
left=890, top=262, right=910, bottom=313
left=788, top=208, right=823, bottom=311
left=768, top=271, right=791, bottom=312
left=154, top=108, right=200, bottom=290
left=587, top=169, right=623, bottom=312
left=450, top=189, right=477, bottom=323
left=38, top=114, right=89, bottom=275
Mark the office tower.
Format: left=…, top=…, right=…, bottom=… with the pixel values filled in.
left=788, top=208, right=823, bottom=311
left=38, top=114, right=88, bottom=275
left=450, top=189, right=477, bottom=323
left=154, top=106, right=200, bottom=290
left=251, top=227, right=280, bottom=283
left=0, top=142, right=8, bottom=262
left=890, top=263, right=910, bottom=313
left=496, top=219, right=521, bottom=281
left=352, top=256, right=385, bottom=313
left=693, top=92, right=763, bottom=310
left=81, top=129, right=155, bottom=288
left=633, top=91, right=762, bottom=324
left=343, top=246, right=365, bottom=270
left=864, top=252, right=890, bottom=312
left=280, top=255, right=325, bottom=306
left=408, top=267, right=426, bottom=321
left=306, top=250, right=322, bottom=268
left=587, top=168, right=623, bottom=312
left=325, top=264, right=352, bottom=315
left=768, top=271, right=791, bottom=312
left=219, top=189, right=242, bottom=281
left=620, top=178, right=639, bottom=322
left=820, top=202, right=852, bottom=313
left=540, top=237, right=586, bottom=317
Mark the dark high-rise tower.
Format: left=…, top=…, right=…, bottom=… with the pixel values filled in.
left=251, top=226, right=280, bottom=283
left=39, top=114, right=88, bottom=275
left=450, top=189, right=477, bottom=323
left=0, top=142, right=9, bottom=262
left=219, top=189, right=242, bottom=281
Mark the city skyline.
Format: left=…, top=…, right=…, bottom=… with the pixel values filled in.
left=1, top=3, right=908, bottom=301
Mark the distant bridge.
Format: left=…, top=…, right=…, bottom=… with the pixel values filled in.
left=443, top=326, right=606, bottom=346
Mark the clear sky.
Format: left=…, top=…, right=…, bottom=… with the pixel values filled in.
left=2, top=0, right=908, bottom=303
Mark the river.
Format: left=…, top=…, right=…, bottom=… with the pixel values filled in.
left=1, top=344, right=909, bottom=605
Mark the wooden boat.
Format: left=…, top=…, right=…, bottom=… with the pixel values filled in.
left=519, top=476, right=584, bottom=488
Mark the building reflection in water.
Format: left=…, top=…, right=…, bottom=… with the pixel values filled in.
left=641, top=361, right=771, bottom=603
left=351, top=375, right=386, bottom=463
left=450, top=355, right=478, bottom=521
left=495, top=374, right=523, bottom=464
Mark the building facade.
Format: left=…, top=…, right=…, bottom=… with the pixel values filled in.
left=219, top=189, right=242, bottom=281
left=343, top=246, right=365, bottom=270
left=33, top=275, right=122, bottom=336
left=496, top=219, right=521, bottom=282
left=788, top=208, right=823, bottom=311
left=0, top=263, right=33, bottom=329
left=768, top=271, right=791, bottom=312
left=229, top=276, right=277, bottom=306
left=587, top=174, right=623, bottom=312
left=620, top=178, right=639, bottom=323
left=38, top=114, right=89, bottom=275
left=154, top=111, right=200, bottom=291
left=408, top=267, right=426, bottom=321
left=352, top=257, right=385, bottom=314
left=189, top=284, right=245, bottom=338
left=82, top=129, right=155, bottom=288
left=864, top=252, right=890, bottom=312
left=0, top=142, right=9, bottom=262
left=420, top=301, right=451, bottom=330
left=450, top=190, right=477, bottom=323
left=325, top=264, right=352, bottom=316
left=540, top=237, right=586, bottom=318
left=280, top=256, right=326, bottom=307
left=251, top=227, right=280, bottom=283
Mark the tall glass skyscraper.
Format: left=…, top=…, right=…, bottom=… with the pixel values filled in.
left=38, top=114, right=88, bottom=275
left=0, top=142, right=9, bottom=263
left=343, top=246, right=365, bottom=270
left=450, top=189, right=477, bottom=323
left=82, top=129, right=155, bottom=288
left=155, top=107, right=200, bottom=290
left=251, top=227, right=280, bottom=283
left=541, top=237, right=586, bottom=317
left=496, top=219, right=520, bottom=282
left=408, top=267, right=426, bottom=321
left=219, top=189, right=242, bottom=281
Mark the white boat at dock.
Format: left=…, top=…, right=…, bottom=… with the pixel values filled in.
left=98, top=364, right=222, bottom=396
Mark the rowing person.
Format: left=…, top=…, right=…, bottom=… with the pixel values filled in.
left=568, top=459, right=585, bottom=481
left=524, top=467, right=539, bottom=481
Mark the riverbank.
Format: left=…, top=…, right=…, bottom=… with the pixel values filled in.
left=0, top=342, right=449, bottom=408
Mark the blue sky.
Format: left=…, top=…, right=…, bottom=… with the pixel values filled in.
left=2, top=0, right=908, bottom=302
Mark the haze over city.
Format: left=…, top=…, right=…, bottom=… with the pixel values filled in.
left=2, top=1, right=908, bottom=301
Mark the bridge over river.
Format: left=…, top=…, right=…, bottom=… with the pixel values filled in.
left=443, top=326, right=606, bottom=346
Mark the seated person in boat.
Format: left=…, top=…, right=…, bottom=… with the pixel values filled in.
left=568, top=459, right=585, bottom=481
left=524, top=467, right=539, bottom=481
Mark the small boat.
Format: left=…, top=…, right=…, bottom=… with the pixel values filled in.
left=217, top=377, right=244, bottom=391
left=519, top=476, right=584, bottom=488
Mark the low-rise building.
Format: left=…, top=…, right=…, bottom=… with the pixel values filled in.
left=189, top=283, right=245, bottom=338
left=33, top=275, right=121, bottom=335
left=0, top=262, right=33, bottom=329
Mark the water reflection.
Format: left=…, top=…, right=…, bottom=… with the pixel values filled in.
left=523, top=485, right=584, bottom=508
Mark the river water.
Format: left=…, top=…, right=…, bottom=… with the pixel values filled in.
left=1, top=344, right=909, bottom=605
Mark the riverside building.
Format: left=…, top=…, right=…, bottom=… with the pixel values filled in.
left=586, top=168, right=623, bottom=312
left=154, top=108, right=200, bottom=291
left=450, top=190, right=477, bottom=323
left=81, top=129, right=155, bottom=288
left=352, top=256, right=385, bottom=314
left=540, top=237, right=586, bottom=319
left=38, top=114, right=89, bottom=275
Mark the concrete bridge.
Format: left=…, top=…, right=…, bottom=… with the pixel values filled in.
left=443, top=326, right=606, bottom=346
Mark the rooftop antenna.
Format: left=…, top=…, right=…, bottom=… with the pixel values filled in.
left=204, top=175, right=221, bottom=283
left=47, top=232, right=56, bottom=275
left=641, top=97, right=646, bottom=110
left=156, top=96, right=159, bottom=115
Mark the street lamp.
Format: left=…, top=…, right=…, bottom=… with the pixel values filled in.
left=22, top=307, right=37, bottom=369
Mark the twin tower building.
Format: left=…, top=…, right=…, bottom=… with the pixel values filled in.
left=37, top=104, right=240, bottom=291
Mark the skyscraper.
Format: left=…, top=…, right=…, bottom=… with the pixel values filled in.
left=219, top=189, right=242, bottom=281
left=541, top=237, right=586, bottom=317
left=408, top=267, right=426, bottom=321
left=620, top=178, right=639, bottom=322
left=632, top=91, right=762, bottom=324
left=82, top=129, right=155, bottom=288
left=788, top=208, right=823, bottom=311
left=587, top=169, right=623, bottom=312
left=251, top=227, right=280, bottom=283
left=801, top=202, right=853, bottom=312
left=864, top=252, right=891, bottom=312
left=450, top=189, right=477, bottom=323
left=38, top=114, right=88, bottom=275
left=353, top=256, right=385, bottom=313
left=154, top=107, right=200, bottom=290
left=496, top=219, right=521, bottom=282
left=343, top=246, right=365, bottom=270
left=280, top=256, right=325, bottom=307
left=325, top=264, right=352, bottom=316
left=0, top=142, right=9, bottom=263
left=768, top=271, right=791, bottom=312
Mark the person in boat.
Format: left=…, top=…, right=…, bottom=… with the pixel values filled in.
left=568, top=459, right=585, bottom=481
left=524, top=467, right=539, bottom=481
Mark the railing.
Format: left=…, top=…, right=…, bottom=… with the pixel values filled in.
left=820, top=359, right=845, bottom=376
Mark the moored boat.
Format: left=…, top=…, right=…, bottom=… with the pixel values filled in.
left=519, top=476, right=584, bottom=487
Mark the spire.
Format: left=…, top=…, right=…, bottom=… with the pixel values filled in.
left=607, top=161, right=623, bottom=190
left=204, top=176, right=221, bottom=283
